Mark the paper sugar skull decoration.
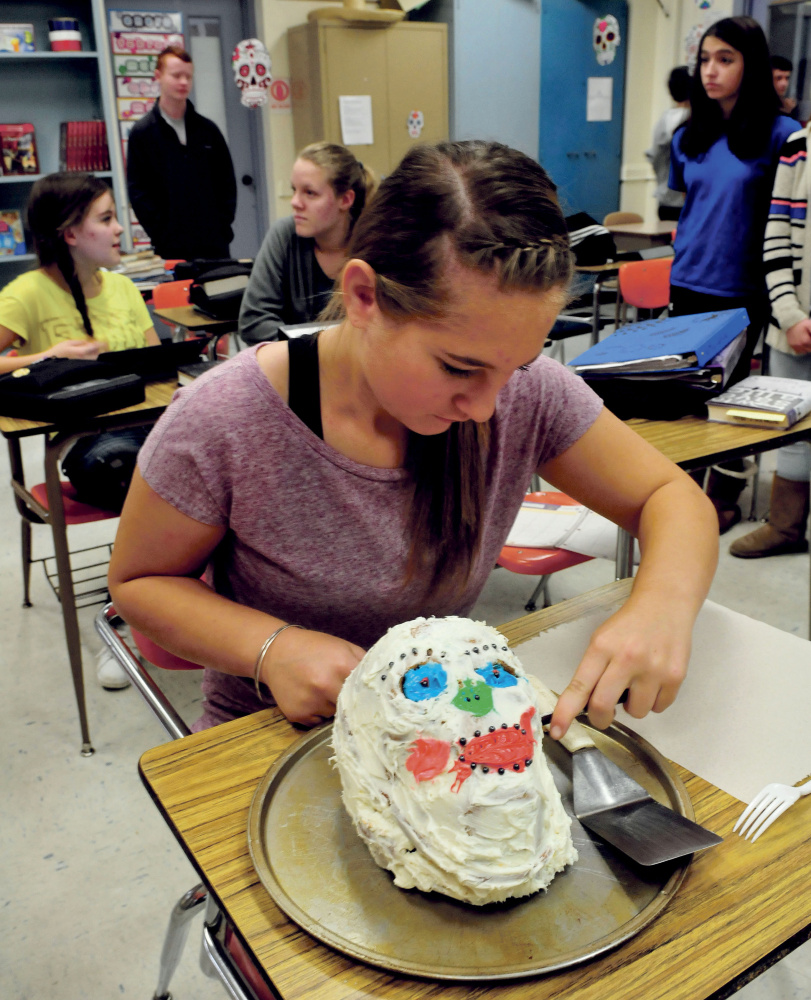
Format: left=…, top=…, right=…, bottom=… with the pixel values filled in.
left=332, top=616, right=577, bottom=905
left=593, top=15, right=621, bottom=66
left=232, top=38, right=271, bottom=108
left=407, top=109, right=424, bottom=138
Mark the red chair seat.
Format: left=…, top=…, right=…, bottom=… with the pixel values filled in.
left=498, top=491, right=596, bottom=611
left=30, top=481, right=118, bottom=524
left=497, top=545, right=592, bottom=575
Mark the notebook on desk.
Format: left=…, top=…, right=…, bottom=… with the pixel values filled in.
left=99, top=337, right=215, bottom=382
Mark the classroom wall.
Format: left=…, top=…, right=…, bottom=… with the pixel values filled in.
left=254, top=0, right=735, bottom=226
left=413, top=0, right=541, bottom=159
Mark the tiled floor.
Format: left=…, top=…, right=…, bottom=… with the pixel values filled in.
left=2, top=429, right=810, bottom=998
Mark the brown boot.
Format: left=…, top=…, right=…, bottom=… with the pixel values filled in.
left=729, top=475, right=810, bottom=558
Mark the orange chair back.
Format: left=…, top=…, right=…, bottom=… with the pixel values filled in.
left=617, top=257, right=672, bottom=310
left=152, top=278, right=192, bottom=310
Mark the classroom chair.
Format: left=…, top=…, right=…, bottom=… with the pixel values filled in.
left=616, top=256, right=672, bottom=327
left=602, top=211, right=643, bottom=226
left=497, top=491, right=595, bottom=612
left=151, top=278, right=231, bottom=359
left=17, top=480, right=118, bottom=608
left=95, top=604, right=273, bottom=1000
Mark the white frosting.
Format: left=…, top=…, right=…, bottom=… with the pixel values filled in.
left=332, top=616, right=577, bottom=905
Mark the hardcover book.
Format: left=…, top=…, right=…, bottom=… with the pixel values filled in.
left=706, top=376, right=811, bottom=429
left=0, top=209, right=26, bottom=255
left=0, top=123, right=38, bottom=175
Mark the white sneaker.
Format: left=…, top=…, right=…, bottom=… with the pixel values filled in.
left=96, top=645, right=131, bottom=690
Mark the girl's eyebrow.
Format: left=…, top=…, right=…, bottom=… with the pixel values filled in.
left=445, top=350, right=539, bottom=370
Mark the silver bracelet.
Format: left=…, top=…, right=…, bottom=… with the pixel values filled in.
left=253, top=623, right=303, bottom=705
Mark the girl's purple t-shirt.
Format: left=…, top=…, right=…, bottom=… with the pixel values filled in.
left=138, top=346, right=603, bottom=727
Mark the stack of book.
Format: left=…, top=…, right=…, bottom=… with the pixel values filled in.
left=59, top=121, right=110, bottom=172
left=568, top=308, right=750, bottom=419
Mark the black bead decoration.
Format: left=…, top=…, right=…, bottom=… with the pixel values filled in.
left=481, top=766, right=489, bottom=773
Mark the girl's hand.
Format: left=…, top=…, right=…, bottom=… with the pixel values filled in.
left=261, top=627, right=365, bottom=727
left=46, top=339, right=102, bottom=360
left=549, top=599, right=691, bottom=739
left=786, top=320, right=811, bottom=355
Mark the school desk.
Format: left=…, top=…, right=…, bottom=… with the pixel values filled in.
left=0, top=379, right=177, bottom=756
left=619, top=410, right=811, bottom=634
left=139, top=578, right=811, bottom=1000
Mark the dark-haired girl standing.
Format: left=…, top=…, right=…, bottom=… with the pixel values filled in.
left=668, top=17, right=796, bottom=530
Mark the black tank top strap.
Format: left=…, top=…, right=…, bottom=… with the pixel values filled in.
left=287, top=332, right=323, bottom=440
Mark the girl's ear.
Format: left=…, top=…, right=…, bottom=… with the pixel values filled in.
left=339, top=188, right=356, bottom=213
left=62, top=226, right=78, bottom=248
left=342, top=259, right=378, bottom=329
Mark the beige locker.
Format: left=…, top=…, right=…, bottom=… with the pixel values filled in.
left=288, top=20, right=448, bottom=178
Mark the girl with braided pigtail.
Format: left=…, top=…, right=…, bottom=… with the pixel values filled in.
left=110, top=140, right=717, bottom=738
left=0, top=172, right=162, bottom=690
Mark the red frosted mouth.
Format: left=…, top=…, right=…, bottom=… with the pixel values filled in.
left=450, top=707, right=536, bottom=791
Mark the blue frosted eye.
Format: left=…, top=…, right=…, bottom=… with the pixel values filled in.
left=475, top=662, right=518, bottom=688
left=402, top=662, right=447, bottom=701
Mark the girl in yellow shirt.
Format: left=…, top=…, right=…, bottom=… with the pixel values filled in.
left=0, top=173, right=159, bottom=367
left=0, top=173, right=161, bottom=690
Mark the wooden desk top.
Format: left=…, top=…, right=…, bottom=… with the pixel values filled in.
left=140, top=580, right=811, bottom=1000
left=627, top=410, right=811, bottom=470
left=153, top=304, right=237, bottom=331
left=0, top=379, right=177, bottom=438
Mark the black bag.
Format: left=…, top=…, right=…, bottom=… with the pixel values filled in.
left=582, top=374, right=719, bottom=420
left=61, top=427, right=151, bottom=512
left=566, top=212, right=617, bottom=266
left=0, top=358, right=144, bottom=423
left=175, top=258, right=253, bottom=322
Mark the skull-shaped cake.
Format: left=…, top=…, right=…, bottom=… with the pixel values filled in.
left=593, top=15, right=621, bottom=66
left=332, top=616, right=577, bottom=905
left=232, top=38, right=271, bottom=108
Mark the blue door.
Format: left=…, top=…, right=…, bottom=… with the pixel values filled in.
left=539, top=0, right=628, bottom=221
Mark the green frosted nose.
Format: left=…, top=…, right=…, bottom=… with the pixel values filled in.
left=452, top=679, right=494, bottom=717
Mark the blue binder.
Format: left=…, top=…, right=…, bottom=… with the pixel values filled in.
left=568, top=308, right=750, bottom=372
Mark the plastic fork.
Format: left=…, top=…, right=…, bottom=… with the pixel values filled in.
left=733, top=779, right=811, bottom=842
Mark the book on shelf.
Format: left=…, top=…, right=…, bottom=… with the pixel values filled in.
left=0, top=209, right=26, bottom=256
left=0, top=123, right=38, bottom=176
left=0, top=23, right=35, bottom=53
left=568, top=308, right=750, bottom=374
left=59, top=121, right=110, bottom=173
left=706, top=376, right=811, bottom=429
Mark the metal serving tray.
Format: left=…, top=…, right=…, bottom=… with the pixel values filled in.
left=247, top=720, right=692, bottom=981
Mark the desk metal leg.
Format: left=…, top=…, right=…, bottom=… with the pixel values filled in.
left=591, top=278, right=601, bottom=346
left=615, top=528, right=635, bottom=580
left=44, top=434, right=95, bottom=757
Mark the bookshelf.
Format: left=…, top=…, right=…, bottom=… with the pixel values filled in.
left=0, top=0, right=127, bottom=288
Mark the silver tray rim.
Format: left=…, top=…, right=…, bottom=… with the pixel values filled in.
left=247, top=717, right=693, bottom=981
